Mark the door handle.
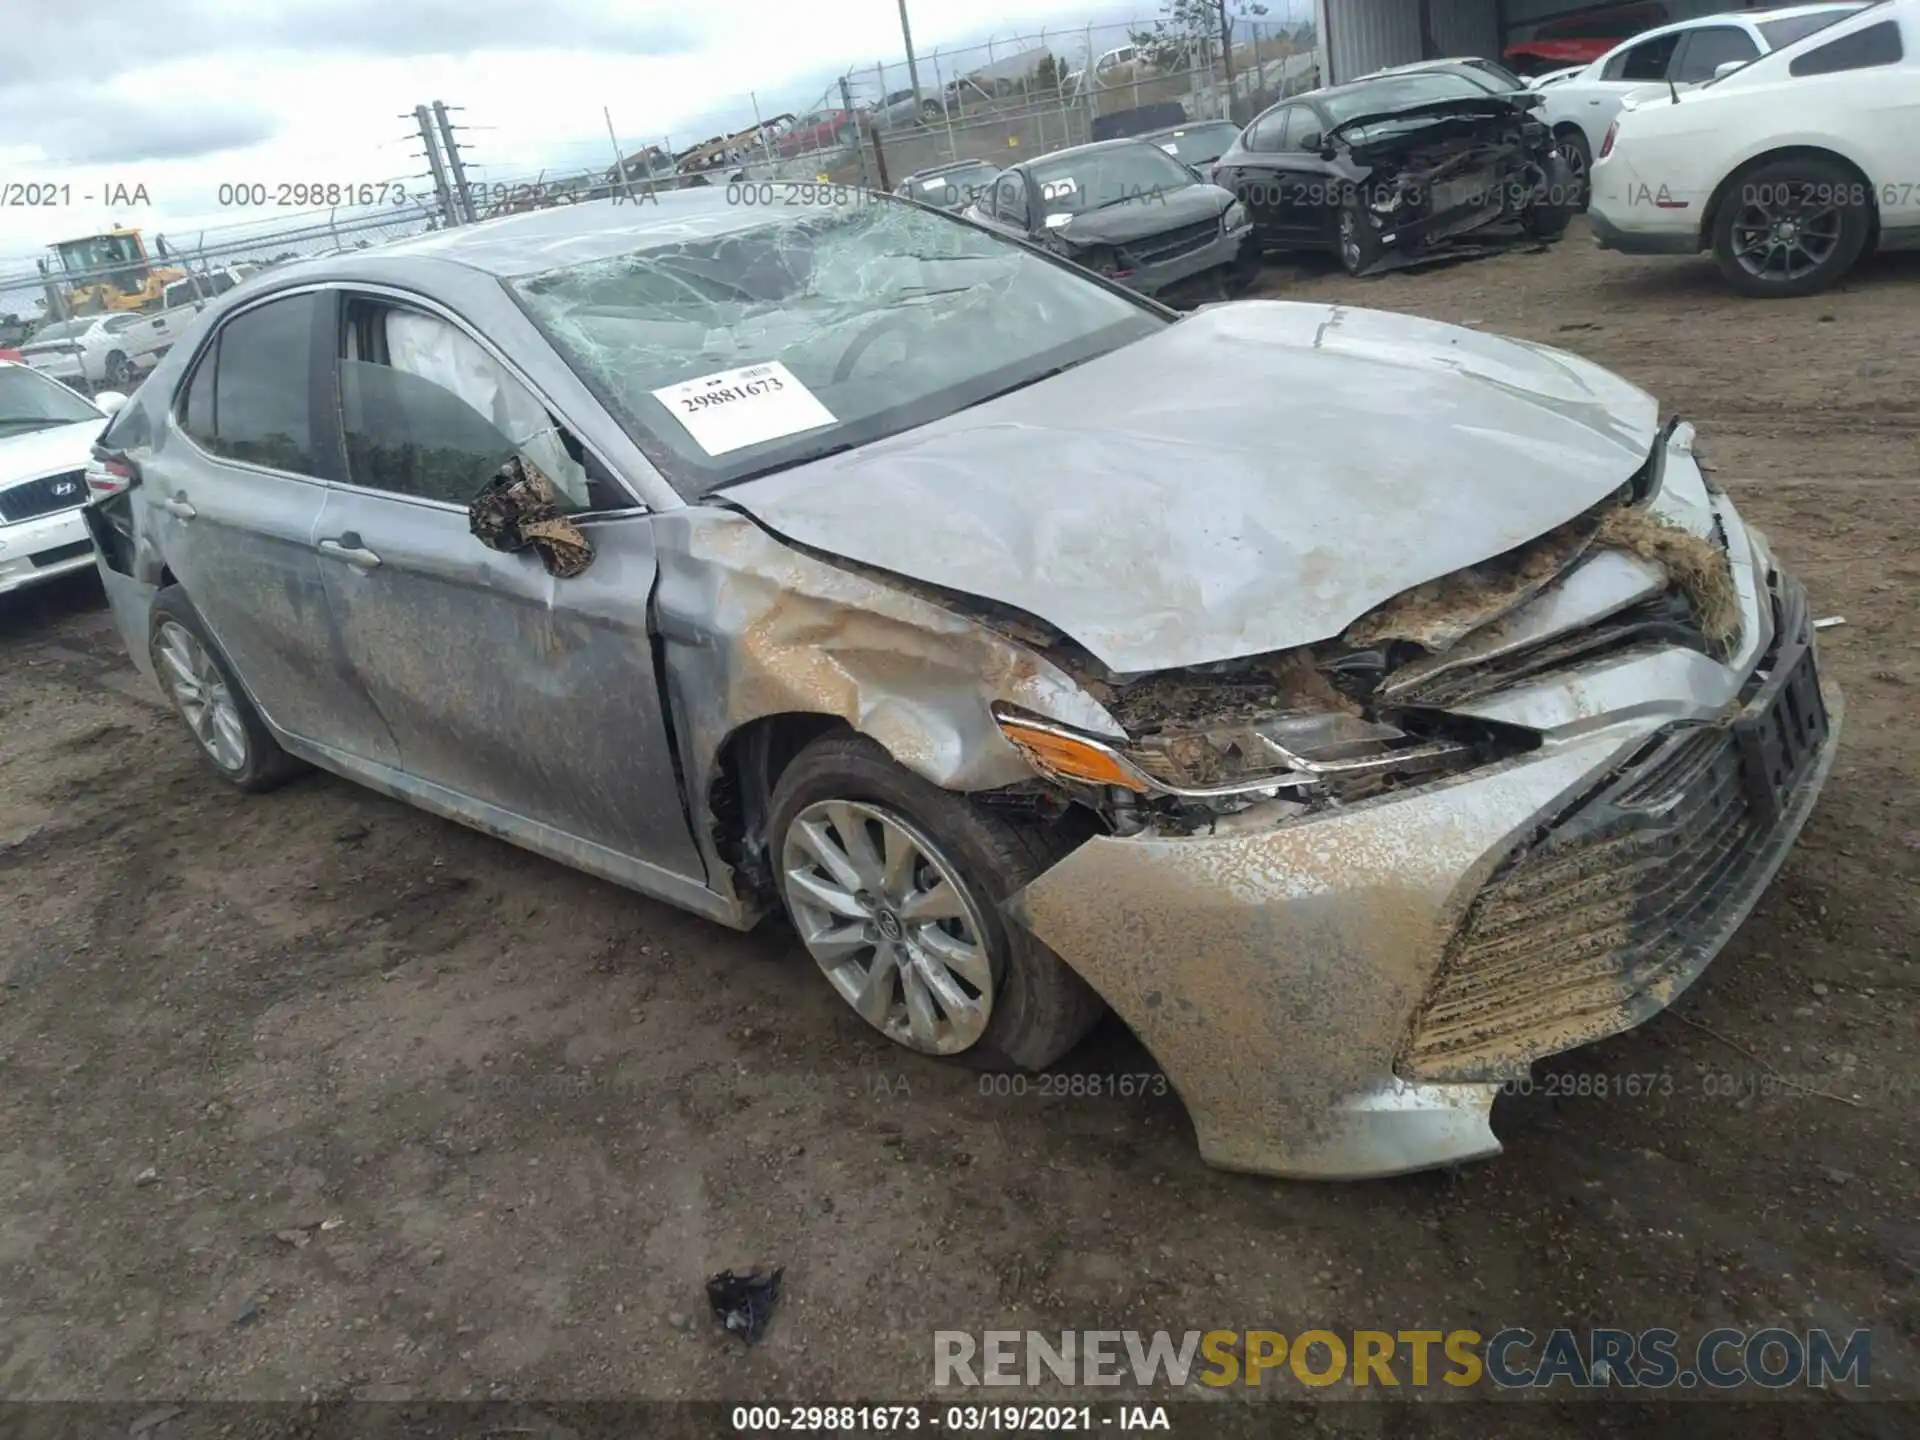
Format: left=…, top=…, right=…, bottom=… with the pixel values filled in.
left=317, top=536, right=381, bottom=569
left=161, top=495, right=196, bottom=520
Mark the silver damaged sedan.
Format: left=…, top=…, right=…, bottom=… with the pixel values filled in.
left=84, top=191, right=1841, bottom=1180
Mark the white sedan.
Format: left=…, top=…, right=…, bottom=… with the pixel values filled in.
left=15, top=313, right=155, bottom=390
left=1589, top=0, right=1920, bottom=296
left=0, top=363, right=124, bottom=595
left=1540, top=2, right=1868, bottom=198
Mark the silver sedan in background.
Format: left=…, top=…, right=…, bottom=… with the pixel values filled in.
left=85, top=192, right=1838, bottom=1179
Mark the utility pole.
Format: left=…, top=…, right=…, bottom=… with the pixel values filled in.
left=895, top=0, right=926, bottom=116
left=839, top=76, right=869, bottom=186
left=433, top=101, right=479, bottom=223
left=604, top=107, right=638, bottom=203
left=411, top=105, right=459, bottom=225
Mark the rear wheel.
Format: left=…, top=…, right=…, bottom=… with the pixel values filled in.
left=104, top=350, right=133, bottom=388
left=149, top=589, right=306, bottom=792
left=1712, top=156, right=1871, bottom=298
left=768, top=732, right=1105, bottom=1070
left=1523, top=154, right=1577, bottom=242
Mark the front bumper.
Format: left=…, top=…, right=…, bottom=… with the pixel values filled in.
left=0, top=506, right=94, bottom=595
left=1009, top=479, right=1840, bottom=1180
left=1125, top=224, right=1255, bottom=302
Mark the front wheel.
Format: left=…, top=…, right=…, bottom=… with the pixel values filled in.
left=1712, top=156, right=1872, bottom=298
left=1555, top=126, right=1593, bottom=211
left=768, top=732, right=1105, bottom=1069
left=1335, top=199, right=1383, bottom=277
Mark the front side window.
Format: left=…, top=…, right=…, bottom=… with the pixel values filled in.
left=337, top=301, right=597, bottom=510
left=1605, top=31, right=1682, bottom=81
left=1243, top=106, right=1292, bottom=152
left=1790, top=18, right=1903, bottom=75
left=507, top=198, right=1164, bottom=498
left=180, top=292, right=320, bottom=472
left=1673, top=26, right=1759, bottom=82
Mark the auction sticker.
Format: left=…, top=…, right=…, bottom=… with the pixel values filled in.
left=652, top=362, right=835, bottom=456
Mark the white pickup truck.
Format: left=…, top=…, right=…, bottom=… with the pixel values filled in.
left=118, top=266, right=251, bottom=370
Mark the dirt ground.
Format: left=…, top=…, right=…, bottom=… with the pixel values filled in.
left=2, top=223, right=1916, bottom=1432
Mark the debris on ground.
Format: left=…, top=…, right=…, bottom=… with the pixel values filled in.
left=232, top=1300, right=261, bottom=1327
left=1814, top=615, right=1846, bottom=630
left=132, top=1167, right=158, bottom=1187
left=706, top=1266, right=784, bottom=1344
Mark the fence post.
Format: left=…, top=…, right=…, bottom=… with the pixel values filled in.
left=931, top=51, right=957, bottom=163
left=839, top=76, right=869, bottom=186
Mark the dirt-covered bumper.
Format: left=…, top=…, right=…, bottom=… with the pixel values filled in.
left=1007, top=577, right=1841, bottom=1181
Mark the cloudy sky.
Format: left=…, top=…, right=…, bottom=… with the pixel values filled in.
left=1, top=0, right=1309, bottom=285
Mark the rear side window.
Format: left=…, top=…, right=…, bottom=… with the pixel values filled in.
left=178, top=293, right=320, bottom=473
left=1790, top=18, right=1903, bottom=74
left=1244, top=106, right=1292, bottom=152
left=1605, top=31, right=1682, bottom=81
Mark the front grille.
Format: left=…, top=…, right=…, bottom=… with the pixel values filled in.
left=1, top=470, right=88, bottom=524
left=1400, top=606, right=1828, bottom=1080
left=1122, top=219, right=1219, bottom=267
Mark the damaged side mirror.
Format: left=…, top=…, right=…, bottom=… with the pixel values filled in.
left=468, top=456, right=596, bottom=578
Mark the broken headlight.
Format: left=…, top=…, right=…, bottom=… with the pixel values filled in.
left=995, top=705, right=1488, bottom=808
left=1222, top=200, right=1248, bottom=232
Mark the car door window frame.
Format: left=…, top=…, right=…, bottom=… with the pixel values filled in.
left=322, top=284, right=646, bottom=518
left=1289, top=105, right=1325, bottom=153
left=1670, top=25, right=1760, bottom=82
left=1244, top=105, right=1292, bottom=152
left=1604, top=29, right=1683, bottom=81
left=992, top=172, right=1032, bottom=229
left=170, top=285, right=342, bottom=484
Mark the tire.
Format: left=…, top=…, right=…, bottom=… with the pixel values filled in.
left=1523, top=155, right=1576, bottom=242
left=104, top=350, right=133, bottom=388
left=1712, top=155, right=1872, bottom=299
left=918, top=100, right=943, bottom=124
left=149, top=588, right=307, bottom=792
left=835, top=124, right=858, bottom=147
left=768, top=732, right=1105, bottom=1071
left=1335, top=195, right=1383, bottom=277
left=1555, top=126, right=1592, bottom=211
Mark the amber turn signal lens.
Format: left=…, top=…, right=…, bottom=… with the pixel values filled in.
left=995, top=717, right=1148, bottom=792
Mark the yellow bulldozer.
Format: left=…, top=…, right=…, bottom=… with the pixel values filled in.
left=43, top=228, right=187, bottom=315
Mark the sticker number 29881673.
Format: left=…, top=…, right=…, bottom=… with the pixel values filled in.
left=651, top=361, right=837, bottom=457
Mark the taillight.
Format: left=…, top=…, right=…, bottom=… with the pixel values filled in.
left=1599, top=121, right=1617, bottom=159
left=87, top=447, right=137, bottom=499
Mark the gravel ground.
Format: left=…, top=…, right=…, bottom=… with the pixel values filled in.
left=1, top=221, right=1915, bottom=1436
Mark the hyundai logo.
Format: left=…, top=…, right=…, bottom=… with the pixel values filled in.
left=52, top=479, right=79, bottom=497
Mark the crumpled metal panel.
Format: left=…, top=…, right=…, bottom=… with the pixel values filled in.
left=651, top=507, right=1124, bottom=899
left=1008, top=732, right=1647, bottom=1179
left=724, top=301, right=1662, bottom=676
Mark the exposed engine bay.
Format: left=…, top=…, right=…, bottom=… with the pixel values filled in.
left=1339, top=99, right=1573, bottom=272
left=991, top=478, right=1742, bottom=838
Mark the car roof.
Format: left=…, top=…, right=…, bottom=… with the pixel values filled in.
left=1599, top=0, right=1863, bottom=46
left=1020, top=136, right=1176, bottom=166
left=1133, top=119, right=1240, bottom=140
left=905, top=158, right=998, bottom=179
left=250, top=192, right=884, bottom=284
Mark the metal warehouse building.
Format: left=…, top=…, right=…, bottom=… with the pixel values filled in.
left=1311, top=1, right=1779, bottom=84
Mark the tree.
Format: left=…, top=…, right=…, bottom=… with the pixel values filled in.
left=1131, top=0, right=1268, bottom=87
left=1033, top=52, right=1067, bottom=96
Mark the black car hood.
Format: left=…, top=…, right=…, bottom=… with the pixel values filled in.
left=1054, top=183, right=1231, bottom=247
left=1330, top=94, right=1540, bottom=149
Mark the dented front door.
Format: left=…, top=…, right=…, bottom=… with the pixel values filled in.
left=313, top=484, right=707, bottom=882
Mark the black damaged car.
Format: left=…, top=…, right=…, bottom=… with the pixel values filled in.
left=1211, top=71, right=1578, bottom=276
left=961, top=138, right=1259, bottom=305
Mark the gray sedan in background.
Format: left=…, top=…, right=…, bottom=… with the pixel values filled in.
left=85, top=191, right=1838, bottom=1180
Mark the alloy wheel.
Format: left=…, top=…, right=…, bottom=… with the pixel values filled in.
left=1729, top=184, right=1843, bottom=285
left=781, top=799, right=995, bottom=1055
left=155, top=620, right=249, bottom=772
left=1338, top=212, right=1363, bottom=272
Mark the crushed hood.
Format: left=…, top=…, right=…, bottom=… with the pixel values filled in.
left=1054, top=183, right=1232, bottom=247
left=724, top=301, right=1661, bottom=676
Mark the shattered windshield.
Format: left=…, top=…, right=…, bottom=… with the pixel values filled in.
left=1030, top=145, right=1200, bottom=220
left=507, top=196, right=1164, bottom=497
left=1324, top=72, right=1516, bottom=144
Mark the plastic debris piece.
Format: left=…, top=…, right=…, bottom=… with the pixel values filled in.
left=705, top=1266, right=784, bottom=1344
left=1813, top=616, right=1845, bottom=630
